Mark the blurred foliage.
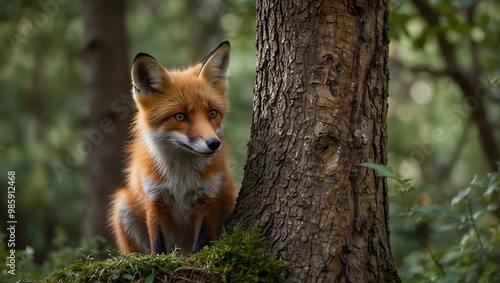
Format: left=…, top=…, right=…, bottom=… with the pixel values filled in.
left=0, top=0, right=255, bottom=264
left=0, top=229, right=111, bottom=282
left=1, top=0, right=499, bottom=281
left=364, top=163, right=500, bottom=282
left=388, top=0, right=500, bottom=273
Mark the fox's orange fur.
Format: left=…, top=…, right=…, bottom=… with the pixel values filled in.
left=108, top=41, right=237, bottom=255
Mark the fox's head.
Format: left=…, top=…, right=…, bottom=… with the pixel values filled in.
left=130, top=41, right=230, bottom=158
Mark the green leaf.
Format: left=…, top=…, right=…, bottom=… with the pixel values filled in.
left=145, top=274, right=155, bottom=283
left=360, top=162, right=395, bottom=178
left=122, top=273, right=133, bottom=280
left=388, top=186, right=402, bottom=194
left=401, top=184, right=417, bottom=193
left=485, top=203, right=499, bottom=212
left=484, top=172, right=500, bottom=197
left=389, top=12, right=413, bottom=40
left=473, top=209, right=484, bottom=220
left=413, top=204, right=452, bottom=223
left=478, top=13, right=491, bottom=26
left=490, top=76, right=499, bottom=85
left=470, top=174, right=483, bottom=186
left=451, top=187, right=471, bottom=206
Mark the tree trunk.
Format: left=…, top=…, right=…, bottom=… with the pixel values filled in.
left=81, top=0, right=130, bottom=240
left=228, top=1, right=400, bottom=282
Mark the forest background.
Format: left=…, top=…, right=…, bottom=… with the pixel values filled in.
left=0, top=0, right=499, bottom=281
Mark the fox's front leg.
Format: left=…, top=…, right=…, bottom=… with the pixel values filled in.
left=109, top=188, right=150, bottom=254
left=146, top=200, right=171, bottom=254
left=193, top=198, right=224, bottom=253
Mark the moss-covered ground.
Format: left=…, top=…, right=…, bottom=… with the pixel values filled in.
left=41, top=225, right=285, bottom=283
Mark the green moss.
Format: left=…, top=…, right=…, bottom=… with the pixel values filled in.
left=41, top=225, right=285, bottom=282
left=193, top=225, right=285, bottom=283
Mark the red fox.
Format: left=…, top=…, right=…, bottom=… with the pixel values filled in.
left=108, top=41, right=238, bottom=255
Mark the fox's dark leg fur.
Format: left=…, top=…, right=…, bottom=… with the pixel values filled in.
left=193, top=219, right=210, bottom=253
left=153, top=225, right=166, bottom=254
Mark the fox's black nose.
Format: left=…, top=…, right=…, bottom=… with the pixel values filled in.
left=206, top=138, right=221, bottom=151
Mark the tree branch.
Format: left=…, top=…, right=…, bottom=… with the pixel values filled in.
left=467, top=0, right=481, bottom=76
left=412, top=0, right=461, bottom=77
left=411, top=0, right=500, bottom=171
left=390, top=59, right=447, bottom=77
left=439, top=117, right=472, bottom=181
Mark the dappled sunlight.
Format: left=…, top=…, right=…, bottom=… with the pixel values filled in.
left=410, top=81, right=433, bottom=105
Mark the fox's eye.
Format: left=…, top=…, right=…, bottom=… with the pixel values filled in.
left=209, top=109, right=218, bottom=119
left=174, top=113, right=186, bottom=122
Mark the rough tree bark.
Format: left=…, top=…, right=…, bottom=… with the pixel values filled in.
left=228, top=1, right=400, bottom=282
left=81, top=0, right=130, bottom=240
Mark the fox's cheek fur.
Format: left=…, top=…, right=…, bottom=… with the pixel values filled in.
left=158, top=131, right=221, bottom=156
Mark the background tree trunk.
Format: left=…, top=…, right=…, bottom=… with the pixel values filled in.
left=81, top=0, right=130, bottom=240
left=228, top=1, right=400, bottom=281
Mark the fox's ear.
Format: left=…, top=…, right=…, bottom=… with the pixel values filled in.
left=198, top=40, right=230, bottom=92
left=131, top=53, right=173, bottom=96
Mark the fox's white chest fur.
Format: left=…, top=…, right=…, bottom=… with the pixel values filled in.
left=140, top=131, right=224, bottom=252
left=142, top=131, right=222, bottom=223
